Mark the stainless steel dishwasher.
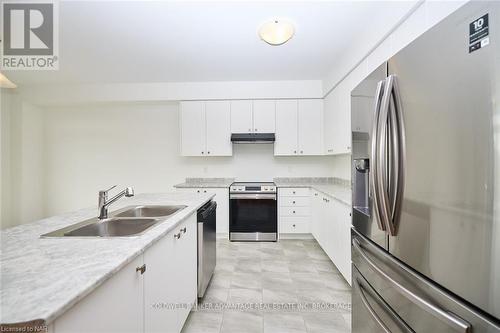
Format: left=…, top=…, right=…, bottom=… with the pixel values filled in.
left=197, top=200, right=217, bottom=298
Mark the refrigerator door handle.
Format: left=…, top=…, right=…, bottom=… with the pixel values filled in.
left=370, top=80, right=387, bottom=231
left=352, top=238, right=472, bottom=333
left=389, top=75, right=406, bottom=236
left=378, top=75, right=406, bottom=236
left=377, top=77, right=394, bottom=233
left=355, top=279, right=392, bottom=333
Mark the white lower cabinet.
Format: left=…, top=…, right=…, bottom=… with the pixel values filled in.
left=53, top=214, right=198, bottom=333
left=144, top=215, right=197, bottom=333
left=53, top=255, right=144, bottom=333
left=310, top=189, right=352, bottom=285
left=175, top=188, right=229, bottom=235
left=278, top=188, right=310, bottom=236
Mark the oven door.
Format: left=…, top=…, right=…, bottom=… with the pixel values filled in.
left=229, top=193, right=277, bottom=241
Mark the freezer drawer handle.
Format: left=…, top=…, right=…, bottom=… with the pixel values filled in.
left=355, top=279, right=392, bottom=333
left=355, top=276, right=415, bottom=333
left=353, top=239, right=471, bottom=333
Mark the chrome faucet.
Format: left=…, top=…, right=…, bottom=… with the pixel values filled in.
left=98, top=185, right=134, bottom=219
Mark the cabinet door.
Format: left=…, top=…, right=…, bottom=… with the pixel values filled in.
left=144, top=232, right=177, bottom=333
left=323, top=92, right=337, bottom=154
left=174, top=215, right=198, bottom=330
left=213, top=188, right=229, bottom=235
left=206, top=101, right=232, bottom=156
left=180, top=101, right=206, bottom=156
left=54, top=255, right=144, bottom=333
left=253, top=100, right=275, bottom=133
left=298, top=99, right=324, bottom=155
left=337, top=203, right=352, bottom=284
left=310, top=191, right=321, bottom=239
left=332, top=84, right=352, bottom=154
left=351, top=96, right=373, bottom=133
left=274, top=100, right=298, bottom=156
left=230, top=100, right=253, bottom=133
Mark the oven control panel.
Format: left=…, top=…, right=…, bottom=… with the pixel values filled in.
left=230, top=183, right=276, bottom=193
left=230, top=185, right=246, bottom=192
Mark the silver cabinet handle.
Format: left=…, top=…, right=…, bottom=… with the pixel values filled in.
left=352, top=238, right=471, bottom=333
left=292, top=224, right=296, bottom=227
left=174, top=233, right=181, bottom=239
left=207, top=151, right=210, bottom=154
left=300, top=150, right=303, bottom=154
left=203, top=190, right=207, bottom=193
left=355, top=279, right=392, bottom=333
left=180, top=227, right=187, bottom=234
left=249, top=128, right=252, bottom=132
left=197, top=190, right=200, bottom=193
left=136, top=264, right=146, bottom=275
left=292, top=201, right=296, bottom=204
left=294, top=150, right=297, bottom=154
left=255, top=128, right=258, bottom=131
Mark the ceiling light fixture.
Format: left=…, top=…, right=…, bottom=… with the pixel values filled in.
left=258, top=19, right=295, bottom=46
left=0, top=72, right=17, bottom=89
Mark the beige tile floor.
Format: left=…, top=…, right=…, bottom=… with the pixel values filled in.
left=182, top=238, right=352, bottom=333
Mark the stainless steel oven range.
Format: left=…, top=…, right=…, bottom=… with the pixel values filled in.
left=229, top=182, right=277, bottom=241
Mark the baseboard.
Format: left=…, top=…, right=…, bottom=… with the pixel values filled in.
left=216, top=233, right=229, bottom=239
left=278, top=233, right=314, bottom=240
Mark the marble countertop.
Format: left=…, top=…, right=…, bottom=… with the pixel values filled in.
left=274, top=178, right=352, bottom=206
left=174, top=177, right=235, bottom=188
left=0, top=192, right=214, bottom=326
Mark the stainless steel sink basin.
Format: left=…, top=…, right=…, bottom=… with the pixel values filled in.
left=64, top=218, right=158, bottom=237
left=41, top=204, right=187, bottom=238
left=114, top=205, right=186, bottom=218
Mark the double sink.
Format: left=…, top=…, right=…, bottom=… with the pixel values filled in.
left=42, top=205, right=187, bottom=238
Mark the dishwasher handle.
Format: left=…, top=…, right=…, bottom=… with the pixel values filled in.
left=198, top=201, right=217, bottom=221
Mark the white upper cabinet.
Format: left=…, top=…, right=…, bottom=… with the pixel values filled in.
left=230, top=100, right=253, bottom=133
left=275, top=99, right=323, bottom=156
left=298, top=99, right=323, bottom=155
left=180, top=101, right=232, bottom=156
left=275, top=100, right=298, bottom=155
left=180, top=101, right=206, bottom=156
left=206, top=101, right=232, bottom=156
left=231, top=100, right=276, bottom=134
left=252, top=100, right=276, bottom=133
left=351, top=96, right=373, bottom=133
left=324, top=84, right=351, bottom=155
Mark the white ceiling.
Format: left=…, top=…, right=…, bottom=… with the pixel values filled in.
left=5, top=1, right=416, bottom=86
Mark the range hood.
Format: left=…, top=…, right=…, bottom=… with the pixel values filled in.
left=231, top=133, right=275, bottom=144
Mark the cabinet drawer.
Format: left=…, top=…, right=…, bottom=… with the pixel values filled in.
left=280, top=219, right=310, bottom=233
left=279, top=188, right=310, bottom=197
left=279, top=197, right=310, bottom=207
left=176, top=188, right=212, bottom=194
left=280, top=206, right=309, bottom=217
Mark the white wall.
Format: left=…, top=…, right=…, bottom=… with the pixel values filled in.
left=323, top=0, right=468, bottom=180
left=44, top=102, right=337, bottom=216
left=20, top=80, right=323, bottom=106
left=1, top=90, right=46, bottom=229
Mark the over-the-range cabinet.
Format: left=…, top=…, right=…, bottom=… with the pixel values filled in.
left=351, top=1, right=500, bottom=332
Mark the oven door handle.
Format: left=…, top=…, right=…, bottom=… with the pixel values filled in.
left=230, top=193, right=277, bottom=200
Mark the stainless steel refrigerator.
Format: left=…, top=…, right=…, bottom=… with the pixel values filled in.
left=351, top=1, right=500, bottom=332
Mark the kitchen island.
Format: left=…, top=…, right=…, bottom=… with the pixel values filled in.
left=0, top=192, right=213, bottom=332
